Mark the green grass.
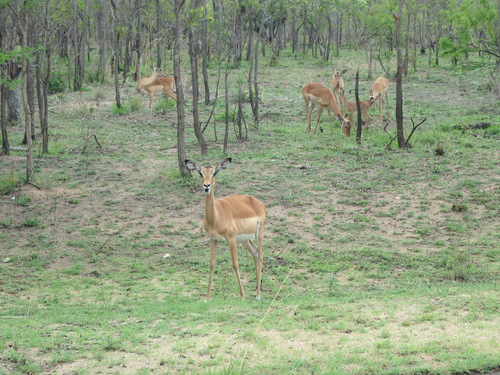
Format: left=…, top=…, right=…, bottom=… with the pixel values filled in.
left=0, top=49, right=499, bottom=374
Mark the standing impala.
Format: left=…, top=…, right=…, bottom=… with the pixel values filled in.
left=369, top=76, right=390, bottom=124
left=185, top=158, right=266, bottom=300
left=302, top=82, right=351, bottom=137
left=331, top=69, right=347, bottom=112
left=137, top=66, right=177, bottom=120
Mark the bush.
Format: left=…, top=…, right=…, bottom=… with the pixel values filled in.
left=0, top=176, right=19, bottom=195
left=48, top=72, right=66, bottom=94
left=112, top=104, right=129, bottom=116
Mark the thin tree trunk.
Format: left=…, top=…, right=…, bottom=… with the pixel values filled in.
left=156, top=0, right=162, bottom=68
left=355, top=69, right=362, bottom=143
left=97, top=0, right=107, bottom=83
left=404, top=10, right=410, bottom=75
left=201, top=0, right=210, bottom=105
left=394, top=1, right=407, bottom=148
left=174, top=0, right=188, bottom=176
left=110, top=0, right=121, bottom=107
left=223, top=58, right=229, bottom=154
left=20, top=1, right=34, bottom=182
left=135, top=0, right=142, bottom=82
left=0, top=82, right=8, bottom=155
left=189, top=0, right=207, bottom=156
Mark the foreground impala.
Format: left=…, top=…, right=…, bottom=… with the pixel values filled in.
left=185, top=158, right=266, bottom=300
left=369, top=76, right=390, bottom=124
left=137, top=66, right=177, bottom=120
left=302, top=82, right=351, bottom=136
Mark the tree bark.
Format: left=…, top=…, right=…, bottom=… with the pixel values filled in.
left=355, top=69, right=362, bottom=143
left=201, top=0, right=210, bottom=105
left=189, top=0, right=207, bottom=156
left=174, top=0, right=188, bottom=176
left=110, top=0, right=121, bottom=108
left=20, top=1, right=34, bottom=183
left=7, top=65, right=21, bottom=123
left=156, top=0, right=162, bottom=68
left=394, top=1, right=408, bottom=148
left=135, top=0, right=142, bottom=82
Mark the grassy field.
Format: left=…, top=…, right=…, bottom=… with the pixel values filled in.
left=1, top=50, right=499, bottom=375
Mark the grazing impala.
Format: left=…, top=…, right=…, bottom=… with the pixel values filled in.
left=341, top=92, right=375, bottom=130
left=302, top=82, right=351, bottom=137
left=185, top=158, right=266, bottom=300
left=138, top=66, right=177, bottom=120
left=369, top=76, right=390, bottom=124
left=331, top=69, right=347, bottom=112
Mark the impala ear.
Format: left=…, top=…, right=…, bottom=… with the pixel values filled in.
left=213, top=158, right=232, bottom=176
left=185, top=160, right=202, bottom=175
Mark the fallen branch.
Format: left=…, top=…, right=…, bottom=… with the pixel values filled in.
left=383, top=122, right=396, bottom=150
left=405, top=117, right=427, bottom=144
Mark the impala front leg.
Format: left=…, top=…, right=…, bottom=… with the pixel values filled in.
left=229, top=237, right=245, bottom=299
left=206, top=238, right=217, bottom=300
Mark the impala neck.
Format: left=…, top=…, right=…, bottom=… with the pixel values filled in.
left=204, top=189, right=218, bottom=225
left=143, top=71, right=160, bottom=88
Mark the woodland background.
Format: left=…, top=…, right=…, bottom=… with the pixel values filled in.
left=0, top=0, right=499, bottom=374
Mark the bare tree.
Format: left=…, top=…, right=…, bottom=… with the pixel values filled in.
left=201, top=0, right=210, bottom=105
left=189, top=0, right=207, bottom=156
left=174, top=0, right=189, bottom=176
left=109, top=0, right=121, bottom=108
left=394, top=0, right=409, bottom=148
left=20, top=0, right=34, bottom=183
left=0, top=4, right=9, bottom=155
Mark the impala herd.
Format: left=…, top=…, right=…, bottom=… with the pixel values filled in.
left=138, top=67, right=390, bottom=300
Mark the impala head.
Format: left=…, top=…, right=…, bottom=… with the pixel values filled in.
left=340, top=116, right=351, bottom=137
left=151, top=66, right=169, bottom=78
left=185, top=158, right=232, bottom=195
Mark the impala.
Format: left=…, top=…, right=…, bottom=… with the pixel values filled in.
left=341, top=92, right=375, bottom=130
left=302, top=82, right=351, bottom=137
left=331, top=69, right=347, bottom=112
left=185, top=158, right=266, bottom=300
left=137, top=66, right=177, bottom=120
left=369, top=76, right=390, bottom=124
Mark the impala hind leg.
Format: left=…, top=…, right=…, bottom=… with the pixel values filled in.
left=244, top=239, right=262, bottom=301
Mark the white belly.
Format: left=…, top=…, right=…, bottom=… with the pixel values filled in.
left=212, top=233, right=256, bottom=243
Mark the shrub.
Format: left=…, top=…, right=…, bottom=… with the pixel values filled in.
left=48, top=72, right=66, bottom=94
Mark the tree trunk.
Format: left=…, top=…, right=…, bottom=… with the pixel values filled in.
left=0, top=9, right=8, bottom=153
left=20, top=1, right=34, bottom=183
left=325, top=14, right=332, bottom=62
left=404, top=10, right=410, bottom=75
left=97, top=0, right=107, bottom=83
left=135, top=0, right=142, bottom=82
left=7, top=65, right=21, bottom=123
left=35, top=5, right=50, bottom=155
left=156, top=0, right=162, bottom=68
left=189, top=0, right=207, bottom=156
left=0, top=82, right=8, bottom=155
left=223, top=58, right=229, bottom=154
left=232, top=0, right=243, bottom=68
left=23, top=60, right=36, bottom=144
left=201, top=0, right=210, bottom=105
left=174, top=0, right=188, bottom=177
left=355, top=69, right=362, bottom=143
left=110, top=0, right=121, bottom=108
left=394, top=1, right=407, bottom=148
